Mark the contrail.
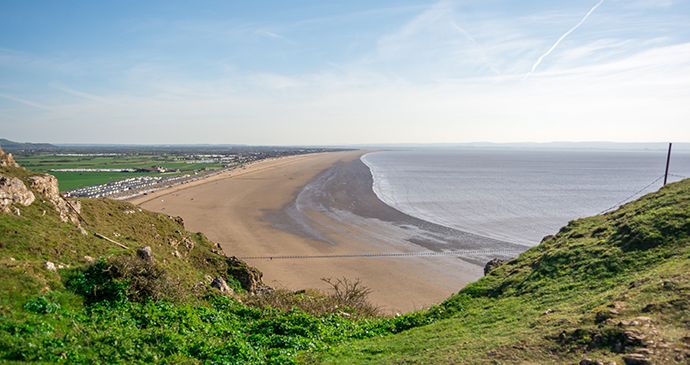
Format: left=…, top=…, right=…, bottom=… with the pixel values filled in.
left=523, top=0, right=605, bottom=80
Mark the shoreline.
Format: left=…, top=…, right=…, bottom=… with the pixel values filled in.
left=132, top=150, right=520, bottom=313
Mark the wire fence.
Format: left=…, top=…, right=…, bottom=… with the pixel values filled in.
left=239, top=249, right=526, bottom=260
left=598, top=173, right=690, bottom=215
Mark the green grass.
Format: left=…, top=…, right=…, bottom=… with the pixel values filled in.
left=0, top=163, right=430, bottom=364
left=48, top=172, right=173, bottom=191
left=2, top=157, right=689, bottom=364
left=13, top=154, right=230, bottom=191
left=304, top=179, right=690, bottom=364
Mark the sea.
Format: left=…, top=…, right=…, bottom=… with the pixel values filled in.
left=361, top=148, right=690, bottom=246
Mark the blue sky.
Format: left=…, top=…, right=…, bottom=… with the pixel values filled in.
left=1, top=0, right=689, bottom=145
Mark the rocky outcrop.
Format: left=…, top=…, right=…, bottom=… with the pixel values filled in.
left=137, top=246, right=155, bottom=263
left=1, top=144, right=79, bottom=224
left=211, top=277, right=234, bottom=294
left=484, top=258, right=509, bottom=276
left=28, top=174, right=78, bottom=223
left=0, top=146, right=19, bottom=168
left=0, top=174, right=36, bottom=213
left=227, top=256, right=266, bottom=294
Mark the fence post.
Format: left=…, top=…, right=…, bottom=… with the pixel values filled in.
left=664, top=143, right=672, bottom=186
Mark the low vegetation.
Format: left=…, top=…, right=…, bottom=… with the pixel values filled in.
left=1, top=147, right=689, bottom=364
left=0, top=156, right=435, bottom=364
left=308, top=178, right=690, bottom=364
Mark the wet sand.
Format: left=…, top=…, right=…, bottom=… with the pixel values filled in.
left=130, top=150, right=521, bottom=313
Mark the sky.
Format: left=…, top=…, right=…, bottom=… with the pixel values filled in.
left=1, top=0, right=689, bottom=145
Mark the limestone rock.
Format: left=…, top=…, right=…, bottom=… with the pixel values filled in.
left=0, top=174, right=36, bottom=212
left=192, top=281, right=207, bottom=290
left=69, top=200, right=81, bottom=214
left=228, top=256, right=265, bottom=293
left=45, top=261, right=57, bottom=272
left=0, top=146, right=19, bottom=168
left=137, top=246, right=155, bottom=263
left=28, top=174, right=78, bottom=223
left=623, top=329, right=646, bottom=346
left=77, top=225, right=88, bottom=235
left=83, top=256, right=96, bottom=264
left=484, top=258, right=508, bottom=276
left=182, top=237, right=194, bottom=251
left=168, top=239, right=180, bottom=249
left=210, top=277, right=234, bottom=294
left=622, top=354, right=650, bottom=365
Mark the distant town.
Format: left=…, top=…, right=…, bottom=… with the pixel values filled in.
left=63, top=164, right=231, bottom=199
left=1, top=140, right=348, bottom=198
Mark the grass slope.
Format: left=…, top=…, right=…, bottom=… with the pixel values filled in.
left=307, top=179, right=690, bottom=364
left=2, top=155, right=689, bottom=364
left=0, top=164, right=431, bottom=364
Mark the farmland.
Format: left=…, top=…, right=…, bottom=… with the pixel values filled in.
left=9, top=144, right=341, bottom=192
left=14, top=153, right=228, bottom=191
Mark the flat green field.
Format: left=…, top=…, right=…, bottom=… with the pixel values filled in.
left=14, top=154, right=228, bottom=191
left=48, top=171, right=168, bottom=191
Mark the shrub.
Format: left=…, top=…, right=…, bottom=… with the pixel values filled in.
left=245, top=277, right=380, bottom=318
left=68, top=256, right=186, bottom=305
left=23, top=296, right=60, bottom=314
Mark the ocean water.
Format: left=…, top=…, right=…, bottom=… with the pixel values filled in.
left=361, top=148, right=690, bottom=246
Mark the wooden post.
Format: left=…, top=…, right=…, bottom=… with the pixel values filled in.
left=664, top=142, right=672, bottom=186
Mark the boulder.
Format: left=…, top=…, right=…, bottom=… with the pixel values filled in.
left=137, top=246, right=155, bottom=263
left=484, top=258, right=509, bottom=276
left=210, top=277, right=234, bottom=294
left=622, top=354, right=650, bottom=365
left=45, top=261, right=57, bottom=272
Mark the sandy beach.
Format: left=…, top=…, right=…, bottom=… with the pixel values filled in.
left=129, top=150, right=520, bottom=313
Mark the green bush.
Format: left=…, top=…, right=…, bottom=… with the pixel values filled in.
left=23, top=296, right=61, bottom=314
left=67, top=258, right=130, bottom=305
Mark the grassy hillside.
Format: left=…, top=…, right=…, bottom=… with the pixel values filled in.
left=0, top=155, right=433, bottom=364
left=2, top=148, right=689, bottom=364
left=308, top=179, right=690, bottom=364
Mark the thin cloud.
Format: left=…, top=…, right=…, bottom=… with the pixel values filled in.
left=51, top=84, right=108, bottom=101
left=0, top=94, right=53, bottom=110
left=254, top=29, right=295, bottom=44
left=523, top=0, right=605, bottom=80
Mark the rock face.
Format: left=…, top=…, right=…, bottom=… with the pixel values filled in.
left=484, top=258, right=509, bottom=276
left=1, top=145, right=79, bottom=224
left=227, top=256, right=265, bottom=293
left=28, top=174, right=78, bottom=223
left=0, top=174, right=36, bottom=213
left=0, top=146, right=19, bottom=168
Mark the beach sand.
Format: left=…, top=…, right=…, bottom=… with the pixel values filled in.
left=129, top=150, right=519, bottom=313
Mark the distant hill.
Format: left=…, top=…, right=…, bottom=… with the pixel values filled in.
left=0, top=138, right=59, bottom=151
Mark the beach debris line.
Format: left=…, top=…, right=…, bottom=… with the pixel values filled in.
left=238, top=248, right=525, bottom=260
